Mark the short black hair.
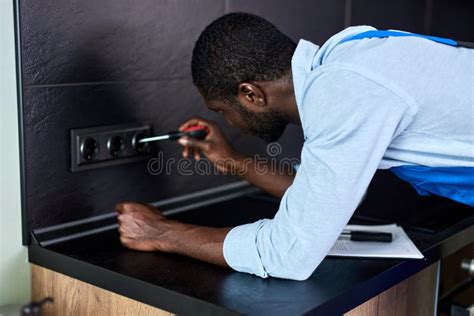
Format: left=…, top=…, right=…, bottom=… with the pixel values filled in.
left=191, top=13, right=296, bottom=103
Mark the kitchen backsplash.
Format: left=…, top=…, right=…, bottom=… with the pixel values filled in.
left=18, top=0, right=473, bottom=232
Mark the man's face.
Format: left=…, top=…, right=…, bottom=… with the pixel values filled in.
left=206, top=99, right=288, bottom=143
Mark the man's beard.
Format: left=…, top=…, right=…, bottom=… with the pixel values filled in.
left=235, top=103, right=289, bottom=143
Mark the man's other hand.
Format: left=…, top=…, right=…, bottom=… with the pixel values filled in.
left=115, top=202, right=176, bottom=252
left=115, top=201, right=231, bottom=267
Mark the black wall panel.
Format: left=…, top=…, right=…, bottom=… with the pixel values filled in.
left=350, top=0, right=427, bottom=33
left=20, top=0, right=225, bottom=85
left=227, top=0, right=346, bottom=45
left=430, top=0, right=474, bottom=42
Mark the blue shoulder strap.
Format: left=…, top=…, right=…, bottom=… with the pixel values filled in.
left=340, top=30, right=459, bottom=47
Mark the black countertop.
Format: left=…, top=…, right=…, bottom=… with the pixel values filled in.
left=29, top=188, right=474, bottom=315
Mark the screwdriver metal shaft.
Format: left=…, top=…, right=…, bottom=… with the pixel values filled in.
left=138, top=126, right=209, bottom=144
left=138, top=135, right=171, bottom=143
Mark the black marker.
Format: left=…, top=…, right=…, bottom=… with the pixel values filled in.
left=340, top=230, right=393, bottom=243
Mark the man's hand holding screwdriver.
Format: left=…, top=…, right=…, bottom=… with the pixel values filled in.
left=177, top=117, right=245, bottom=173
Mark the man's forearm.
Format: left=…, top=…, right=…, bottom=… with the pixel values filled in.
left=233, top=154, right=295, bottom=198
left=164, top=221, right=232, bottom=267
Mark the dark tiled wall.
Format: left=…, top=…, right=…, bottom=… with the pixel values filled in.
left=348, top=0, right=473, bottom=41
left=20, top=0, right=473, bottom=231
left=350, top=0, right=427, bottom=33
left=430, top=0, right=474, bottom=41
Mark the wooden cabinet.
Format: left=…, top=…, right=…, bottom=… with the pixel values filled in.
left=31, top=265, right=172, bottom=316
left=345, top=263, right=439, bottom=316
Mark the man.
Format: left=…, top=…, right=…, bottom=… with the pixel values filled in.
left=116, top=13, right=473, bottom=280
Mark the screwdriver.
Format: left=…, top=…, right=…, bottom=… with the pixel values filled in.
left=138, top=125, right=209, bottom=144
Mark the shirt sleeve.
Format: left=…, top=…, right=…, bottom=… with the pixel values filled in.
left=223, top=69, right=416, bottom=280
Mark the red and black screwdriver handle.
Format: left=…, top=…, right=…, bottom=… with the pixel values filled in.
left=168, top=125, right=209, bottom=140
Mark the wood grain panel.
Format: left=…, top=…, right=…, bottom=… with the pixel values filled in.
left=31, top=264, right=173, bottom=316
left=345, top=262, right=438, bottom=316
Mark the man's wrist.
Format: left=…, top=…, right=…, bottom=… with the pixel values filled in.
left=153, top=220, right=189, bottom=253
left=229, top=152, right=248, bottom=174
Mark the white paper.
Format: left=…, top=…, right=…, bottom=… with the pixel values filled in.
left=328, top=224, right=424, bottom=259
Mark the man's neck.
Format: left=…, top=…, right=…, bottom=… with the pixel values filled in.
left=284, top=93, right=301, bottom=126
left=277, top=76, right=301, bottom=126
left=265, top=74, right=301, bottom=126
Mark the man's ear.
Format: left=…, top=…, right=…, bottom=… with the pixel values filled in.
left=237, top=83, right=266, bottom=111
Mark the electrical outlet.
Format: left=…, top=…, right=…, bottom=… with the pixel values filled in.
left=80, top=137, right=99, bottom=161
left=70, top=123, right=152, bottom=172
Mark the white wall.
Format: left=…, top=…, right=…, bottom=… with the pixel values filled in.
left=0, top=0, right=31, bottom=306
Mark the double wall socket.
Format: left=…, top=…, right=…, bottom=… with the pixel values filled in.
left=70, top=123, right=152, bottom=172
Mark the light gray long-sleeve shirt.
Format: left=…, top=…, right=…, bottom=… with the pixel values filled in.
left=223, top=26, right=474, bottom=280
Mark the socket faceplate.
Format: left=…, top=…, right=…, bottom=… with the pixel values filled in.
left=70, top=123, right=152, bottom=172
